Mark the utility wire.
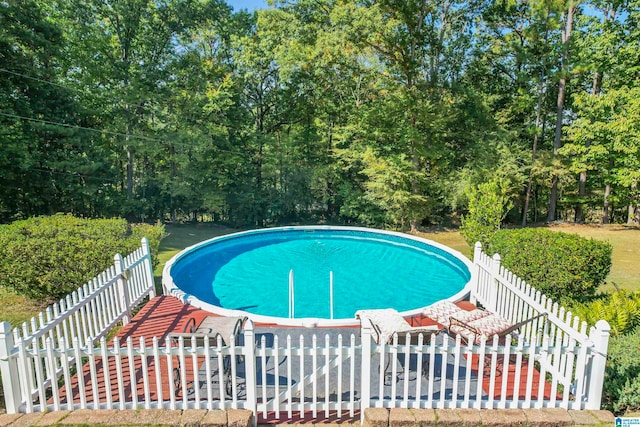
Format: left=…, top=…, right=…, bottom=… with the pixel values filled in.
left=0, top=68, right=250, bottom=156
left=28, top=167, right=119, bottom=183
left=0, top=67, right=166, bottom=117
left=0, top=67, right=252, bottom=137
left=0, top=67, right=219, bottom=126
left=0, top=111, right=169, bottom=143
left=0, top=111, right=248, bottom=156
left=0, top=71, right=253, bottom=190
left=0, top=67, right=74, bottom=92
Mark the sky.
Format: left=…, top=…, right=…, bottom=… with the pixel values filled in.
left=224, top=1, right=616, bottom=20
left=226, top=0, right=270, bottom=12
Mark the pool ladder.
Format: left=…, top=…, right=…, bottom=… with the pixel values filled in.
left=288, top=270, right=335, bottom=319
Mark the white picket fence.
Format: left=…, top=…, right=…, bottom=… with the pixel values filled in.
left=0, top=238, right=156, bottom=413
left=470, top=242, right=610, bottom=410
left=0, top=241, right=610, bottom=421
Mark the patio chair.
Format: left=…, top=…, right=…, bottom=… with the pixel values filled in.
left=448, top=310, right=548, bottom=346
left=422, top=301, right=549, bottom=374
left=420, top=300, right=488, bottom=329
left=356, top=309, right=440, bottom=383
left=356, top=308, right=440, bottom=345
left=166, top=315, right=247, bottom=397
left=452, top=311, right=549, bottom=376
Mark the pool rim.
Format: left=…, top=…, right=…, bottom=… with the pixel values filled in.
left=162, top=225, right=475, bottom=327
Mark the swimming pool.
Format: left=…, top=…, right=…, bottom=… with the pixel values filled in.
left=162, top=226, right=473, bottom=326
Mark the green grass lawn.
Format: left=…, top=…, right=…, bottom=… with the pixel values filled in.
left=0, top=286, right=45, bottom=327
left=545, top=223, right=640, bottom=292
left=421, top=224, right=640, bottom=292
left=154, top=223, right=238, bottom=283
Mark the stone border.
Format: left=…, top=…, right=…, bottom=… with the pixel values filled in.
left=0, top=408, right=616, bottom=427
left=363, top=408, right=615, bottom=427
left=0, top=409, right=252, bottom=427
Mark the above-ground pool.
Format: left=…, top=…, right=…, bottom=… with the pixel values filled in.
left=163, top=226, right=473, bottom=326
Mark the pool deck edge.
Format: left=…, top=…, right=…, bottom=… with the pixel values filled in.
left=0, top=408, right=615, bottom=426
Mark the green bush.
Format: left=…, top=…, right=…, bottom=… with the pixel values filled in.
left=485, top=228, right=612, bottom=302
left=129, top=222, right=166, bottom=267
left=603, top=328, right=640, bottom=414
left=0, top=214, right=165, bottom=302
left=460, top=180, right=513, bottom=252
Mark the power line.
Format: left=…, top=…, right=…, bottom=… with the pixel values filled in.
left=0, top=68, right=250, bottom=156
left=0, top=111, right=248, bottom=156
left=0, top=67, right=251, bottom=136
left=0, top=111, right=169, bottom=143
left=0, top=67, right=76, bottom=92
left=29, top=167, right=119, bottom=183
left=0, top=67, right=166, bottom=116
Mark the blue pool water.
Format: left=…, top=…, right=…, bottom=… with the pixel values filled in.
left=168, top=228, right=471, bottom=319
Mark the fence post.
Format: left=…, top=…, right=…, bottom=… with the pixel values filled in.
left=491, top=253, right=501, bottom=313
left=360, top=320, right=372, bottom=423
left=471, top=242, right=482, bottom=305
left=141, top=238, right=156, bottom=299
left=243, top=320, right=257, bottom=426
left=114, top=253, right=131, bottom=325
left=0, top=322, right=21, bottom=414
left=585, top=320, right=610, bottom=410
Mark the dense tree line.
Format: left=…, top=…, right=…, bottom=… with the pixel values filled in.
left=1, top=0, right=638, bottom=229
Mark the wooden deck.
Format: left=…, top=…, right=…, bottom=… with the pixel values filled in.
left=55, top=296, right=558, bottom=419
left=58, top=296, right=208, bottom=407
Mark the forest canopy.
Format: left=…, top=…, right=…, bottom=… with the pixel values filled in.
left=1, top=0, right=638, bottom=230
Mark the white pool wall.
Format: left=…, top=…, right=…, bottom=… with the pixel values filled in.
left=162, top=225, right=475, bottom=327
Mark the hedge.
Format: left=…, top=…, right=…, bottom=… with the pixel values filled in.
left=485, top=228, right=612, bottom=303
left=603, top=328, right=640, bottom=414
left=0, top=214, right=165, bottom=302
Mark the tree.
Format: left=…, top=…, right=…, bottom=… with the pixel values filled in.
left=358, top=0, right=478, bottom=230
left=469, top=0, right=557, bottom=226
left=563, top=0, right=638, bottom=225
left=564, top=87, right=640, bottom=225
left=460, top=179, right=514, bottom=250
left=548, top=0, right=581, bottom=222
left=0, top=0, right=97, bottom=220
left=55, top=0, right=193, bottom=221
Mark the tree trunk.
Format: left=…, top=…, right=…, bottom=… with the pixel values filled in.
left=575, top=171, right=586, bottom=222
left=126, top=144, right=134, bottom=198
left=548, top=4, right=577, bottom=222
left=628, top=204, right=638, bottom=226
left=523, top=66, right=547, bottom=226
left=170, top=144, right=176, bottom=223
left=410, top=150, right=420, bottom=233
left=548, top=176, right=559, bottom=222
left=575, top=5, right=610, bottom=223
left=602, top=182, right=611, bottom=224
left=575, top=74, right=603, bottom=225
left=409, top=89, right=420, bottom=233
left=628, top=182, right=639, bottom=225
left=576, top=68, right=603, bottom=223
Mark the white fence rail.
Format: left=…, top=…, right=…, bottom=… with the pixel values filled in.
left=0, top=238, right=156, bottom=413
left=1, top=241, right=610, bottom=420
left=470, top=242, right=610, bottom=410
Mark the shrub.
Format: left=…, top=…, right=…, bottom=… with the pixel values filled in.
left=129, top=222, right=166, bottom=267
left=485, top=228, right=612, bottom=302
left=460, top=180, right=513, bottom=251
left=603, top=328, right=640, bottom=414
left=0, top=214, right=165, bottom=302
